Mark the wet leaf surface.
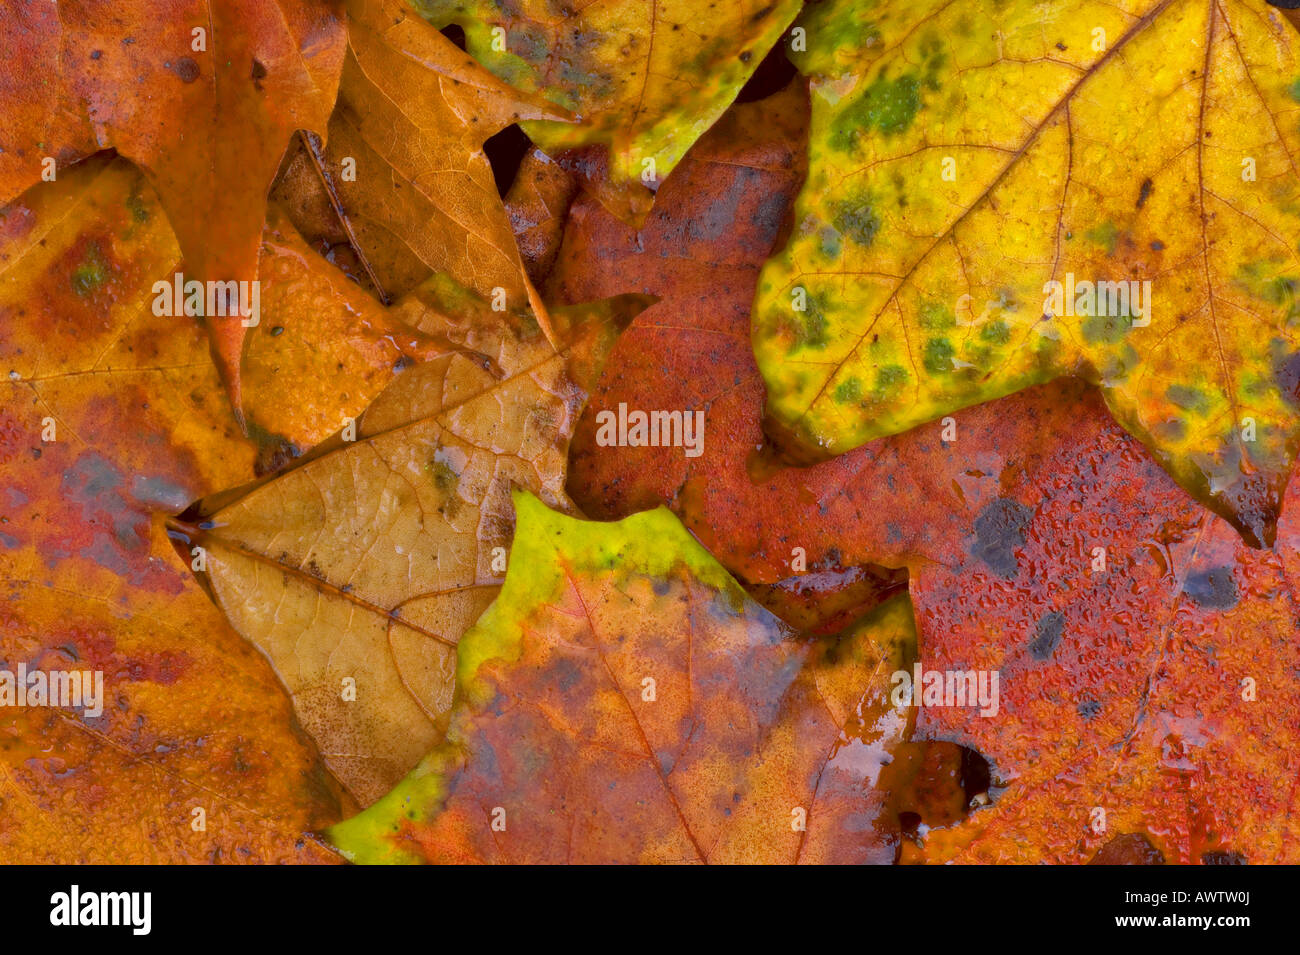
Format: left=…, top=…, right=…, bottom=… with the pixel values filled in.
left=753, top=0, right=1300, bottom=548
left=184, top=277, right=650, bottom=806
left=0, top=156, right=361, bottom=862
left=271, top=0, right=566, bottom=316
left=0, top=0, right=347, bottom=404
left=329, top=491, right=913, bottom=864
left=411, top=0, right=803, bottom=220
left=905, top=396, right=1300, bottom=864
left=557, top=71, right=1300, bottom=864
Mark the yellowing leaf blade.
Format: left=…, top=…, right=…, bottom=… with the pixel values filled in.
left=412, top=0, right=804, bottom=219
left=753, top=0, right=1300, bottom=546
left=328, top=492, right=915, bottom=864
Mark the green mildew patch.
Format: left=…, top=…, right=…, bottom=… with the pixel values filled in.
left=517, top=302, right=542, bottom=338
left=833, top=196, right=882, bottom=247
left=1081, top=311, right=1133, bottom=345
left=817, top=226, right=842, bottom=260
left=1240, top=371, right=1276, bottom=400
left=834, top=376, right=863, bottom=404
left=423, top=270, right=544, bottom=340
left=1166, top=383, right=1211, bottom=415
left=875, top=364, right=908, bottom=398
left=71, top=242, right=110, bottom=296
left=1084, top=221, right=1119, bottom=255
left=830, top=71, right=923, bottom=152
left=919, top=300, right=955, bottom=330
left=426, top=449, right=461, bottom=516
left=559, top=58, right=608, bottom=95
left=1289, top=77, right=1300, bottom=102
left=789, top=2, right=881, bottom=76
left=788, top=292, right=831, bottom=352
left=125, top=190, right=150, bottom=225
left=890, top=170, right=910, bottom=209
left=1233, top=259, right=1298, bottom=308
left=918, top=33, right=947, bottom=91
left=980, top=319, right=1011, bottom=344
left=428, top=457, right=458, bottom=493
left=923, top=337, right=954, bottom=373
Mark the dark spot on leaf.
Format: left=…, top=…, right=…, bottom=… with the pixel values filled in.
left=833, top=198, right=881, bottom=247
left=1029, top=611, right=1065, bottom=660
left=1136, top=178, right=1153, bottom=208
left=71, top=242, right=110, bottom=296
left=170, top=57, right=200, bottom=83
left=550, top=656, right=583, bottom=692
left=1166, top=383, right=1209, bottom=414
left=1183, top=566, right=1237, bottom=609
left=971, top=498, right=1032, bottom=577
left=923, top=336, right=954, bottom=373
left=1272, top=347, right=1300, bottom=407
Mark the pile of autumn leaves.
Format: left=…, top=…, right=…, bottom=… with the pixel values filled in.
left=2, top=0, right=1300, bottom=864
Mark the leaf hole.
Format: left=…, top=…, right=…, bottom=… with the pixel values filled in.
left=440, top=24, right=467, bottom=51
left=484, top=125, right=533, bottom=197
left=734, top=28, right=799, bottom=103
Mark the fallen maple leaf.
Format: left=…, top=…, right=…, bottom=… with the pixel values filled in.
left=558, top=82, right=941, bottom=591
left=243, top=204, right=468, bottom=457
left=410, top=0, right=804, bottom=221
left=752, top=0, right=1300, bottom=548
left=272, top=0, right=567, bottom=323
left=0, top=155, right=359, bottom=862
left=553, top=76, right=1300, bottom=862
left=181, top=277, right=651, bottom=806
left=505, top=148, right=581, bottom=288
left=902, top=391, right=1300, bottom=864
left=327, top=491, right=913, bottom=864
left=6, top=0, right=1295, bottom=871
left=0, top=0, right=347, bottom=408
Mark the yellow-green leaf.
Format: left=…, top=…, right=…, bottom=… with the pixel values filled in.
left=328, top=491, right=915, bottom=864
left=410, top=0, right=803, bottom=219
left=753, top=0, right=1300, bottom=547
